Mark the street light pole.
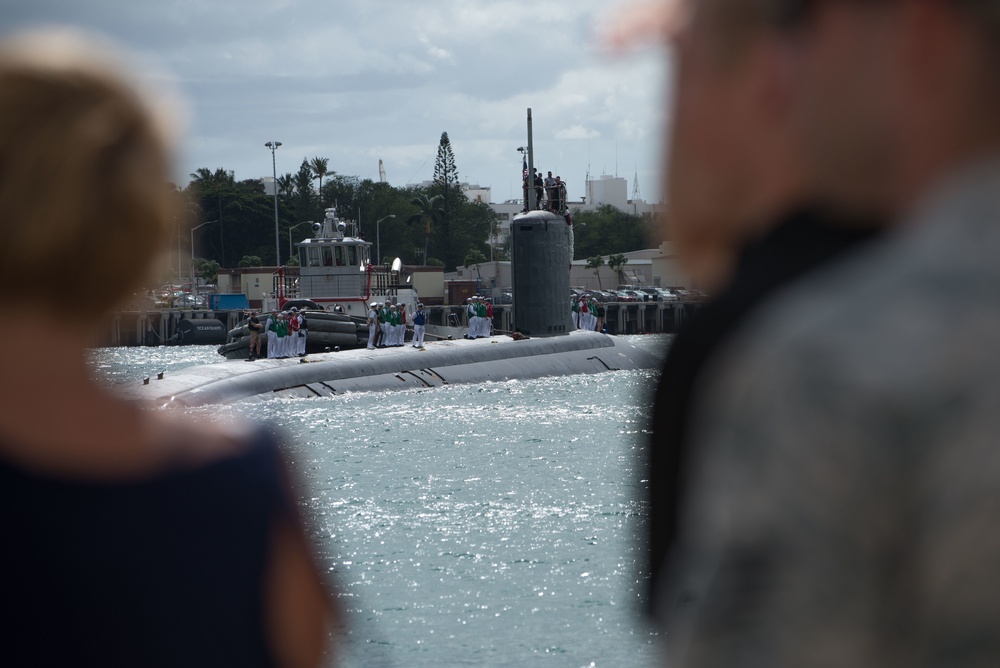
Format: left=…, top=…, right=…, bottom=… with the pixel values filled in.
left=265, top=141, right=282, bottom=265
left=288, top=221, right=314, bottom=261
left=190, top=220, right=217, bottom=287
left=375, top=214, right=396, bottom=266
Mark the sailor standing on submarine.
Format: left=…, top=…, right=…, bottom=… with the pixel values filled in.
left=367, top=302, right=378, bottom=350
left=466, top=298, right=477, bottom=339
left=265, top=309, right=279, bottom=358
left=412, top=302, right=426, bottom=348
left=295, top=308, right=307, bottom=356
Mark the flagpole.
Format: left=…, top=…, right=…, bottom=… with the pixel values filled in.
left=527, top=108, right=536, bottom=211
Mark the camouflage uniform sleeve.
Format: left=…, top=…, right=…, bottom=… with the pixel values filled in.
left=671, top=318, right=1000, bottom=668
left=671, top=334, right=908, bottom=667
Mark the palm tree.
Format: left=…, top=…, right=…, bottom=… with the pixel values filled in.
left=607, top=253, right=629, bottom=286
left=586, top=255, right=605, bottom=289
left=276, top=172, right=295, bottom=197
left=406, top=192, right=444, bottom=265
left=310, top=157, right=330, bottom=206
left=463, top=248, right=487, bottom=288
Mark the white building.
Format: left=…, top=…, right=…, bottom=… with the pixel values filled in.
left=586, top=174, right=629, bottom=209
left=260, top=176, right=277, bottom=196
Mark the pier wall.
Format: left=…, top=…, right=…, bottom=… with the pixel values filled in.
left=98, top=300, right=702, bottom=349
left=95, top=309, right=243, bottom=348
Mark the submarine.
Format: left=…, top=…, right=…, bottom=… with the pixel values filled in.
left=119, top=99, right=667, bottom=407
left=117, top=210, right=661, bottom=407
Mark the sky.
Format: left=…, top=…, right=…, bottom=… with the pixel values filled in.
left=2, top=0, right=672, bottom=205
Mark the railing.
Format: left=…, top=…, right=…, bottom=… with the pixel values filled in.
left=270, top=266, right=406, bottom=305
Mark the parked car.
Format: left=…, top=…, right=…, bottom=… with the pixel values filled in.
left=654, top=288, right=679, bottom=302
left=614, top=290, right=637, bottom=302
left=621, top=289, right=650, bottom=302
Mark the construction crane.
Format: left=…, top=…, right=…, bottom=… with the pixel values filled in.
left=378, top=159, right=387, bottom=183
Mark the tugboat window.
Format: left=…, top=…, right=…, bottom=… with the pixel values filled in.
left=322, top=246, right=334, bottom=267
left=307, top=247, right=320, bottom=267
left=348, top=246, right=358, bottom=266
left=335, top=246, right=346, bottom=266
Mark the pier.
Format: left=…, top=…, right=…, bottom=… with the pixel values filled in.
left=99, top=298, right=702, bottom=349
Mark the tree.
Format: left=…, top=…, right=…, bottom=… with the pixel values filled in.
left=310, top=157, right=330, bottom=206
left=607, top=253, right=629, bottom=286
left=463, top=248, right=487, bottom=286
left=586, top=255, right=606, bottom=289
left=192, top=257, right=220, bottom=285
left=431, top=132, right=462, bottom=269
left=570, top=205, right=649, bottom=259
left=433, top=131, right=459, bottom=189
left=238, top=255, right=262, bottom=267
left=292, top=159, right=316, bottom=222
left=406, top=192, right=444, bottom=265
left=189, top=167, right=235, bottom=266
left=277, top=173, right=295, bottom=199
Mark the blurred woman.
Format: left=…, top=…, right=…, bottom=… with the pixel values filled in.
left=0, top=30, right=335, bottom=667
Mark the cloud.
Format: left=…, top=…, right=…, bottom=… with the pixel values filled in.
left=3, top=0, right=670, bottom=202
left=418, top=36, right=454, bottom=63
left=555, top=125, right=601, bottom=140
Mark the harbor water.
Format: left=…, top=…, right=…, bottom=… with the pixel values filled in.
left=91, top=336, right=668, bottom=667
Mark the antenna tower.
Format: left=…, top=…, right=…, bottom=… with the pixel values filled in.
left=378, top=159, right=387, bottom=183
left=632, top=166, right=640, bottom=214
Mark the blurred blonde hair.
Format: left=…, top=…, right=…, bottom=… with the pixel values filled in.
left=0, top=30, right=177, bottom=320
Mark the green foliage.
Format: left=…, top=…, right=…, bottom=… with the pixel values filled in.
left=183, top=143, right=493, bottom=274
left=406, top=192, right=444, bottom=265
left=463, top=248, right=487, bottom=269
left=607, top=253, right=628, bottom=282
left=238, top=255, right=262, bottom=267
left=433, top=131, right=459, bottom=189
left=310, top=157, right=330, bottom=206
left=571, top=205, right=649, bottom=259
left=192, top=257, right=220, bottom=284
left=187, top=170, right=274, bottom=266
left=586, top=255, right=606, bottom=289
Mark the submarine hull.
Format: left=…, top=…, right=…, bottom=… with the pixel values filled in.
left=119, top=331, right=661, bottom=407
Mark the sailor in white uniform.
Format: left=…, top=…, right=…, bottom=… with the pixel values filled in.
left=367, top=302, right=378, bottom=349
left=467, top=297, right=477, bottom=339
left=294, top=308, right=307, bottom=356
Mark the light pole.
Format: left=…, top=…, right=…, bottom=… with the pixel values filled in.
left=375, top=214, right=395, bottom=266
left=190, top=220, right=217, bottom=286
left=265, top=141, right=282, bottom=266
left=288, top=221, right=313, bottom=263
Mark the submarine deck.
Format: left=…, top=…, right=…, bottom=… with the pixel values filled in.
left=116, top=331, right=661, bottom=407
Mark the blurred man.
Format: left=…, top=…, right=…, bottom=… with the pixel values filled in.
left=668, top=1, right=1000, bottom=665
left=644, top=0, right=881, bottom=628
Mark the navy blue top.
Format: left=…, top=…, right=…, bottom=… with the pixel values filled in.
left=0, top=428, right=291, bottom=667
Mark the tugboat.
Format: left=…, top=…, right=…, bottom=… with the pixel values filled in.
left=218, top=208, right=416, bottom=359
